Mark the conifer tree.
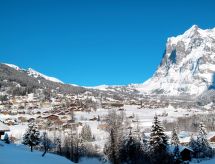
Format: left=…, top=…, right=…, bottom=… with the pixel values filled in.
left=4, top=133, right=10, bottom=144
left=171, top=128, right=179, bottom=146
left=80, top=124, right=93, bottom=142
left=171, top=128, right=182, bottom=163
left=23, top=122, right=40, bottom=152
left=120, top=130, right=145, bottom=164
left=148, top=114, right=171, bottom=163
left=196, top=122, right=212, bottom=158
left=189, top=135, right=198, bottom=157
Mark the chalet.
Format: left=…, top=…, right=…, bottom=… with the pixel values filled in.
left=67, top=119, right=75, bottom=124
left=0, top=121, right=10, bottom=139
left=28, top=118, right=35, bottom=123
left=18, top=116, right=27, bottom=123
left=89, top=117, right=97, bottom=121
left=45, top=115, right=60, bottom=122
left=128, top=115, right=135, bottom=119
left=63, top=122, right=79, bottom=129
left=4, top=118, right=17, bottom=126
left=180, top=147, right=193, bottom=161
left=207, top=132, right=215, bottom=143
left=61, top=116, right=68, bottom=120
left=209, top=135, right=215, bottom=143
left=63, top=123, right=71, bottom=129
left=169, top=146, right=193, bottom=161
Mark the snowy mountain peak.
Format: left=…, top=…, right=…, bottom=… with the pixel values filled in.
left=183, top=24, right=199, bottom=37
left=133, top=25, right=215, bottom=96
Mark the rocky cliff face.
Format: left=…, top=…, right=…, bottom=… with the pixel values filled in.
left=133, top=25, right=215, bottom=96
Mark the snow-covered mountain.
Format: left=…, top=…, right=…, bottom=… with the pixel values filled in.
left=4, top=63, right=63, bottom=84
left=3, top=25, right=215, bottom=98
left=131, top=25, right=215, bottom=96
left=27, top=68, right=63, bottom=84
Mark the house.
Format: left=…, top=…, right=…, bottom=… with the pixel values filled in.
left=45, top=115, right=59, bottom=122
left=180, top=147, right=193, bottom=161
left=0, top=121, right=10, bottom=139
left=169, top=145, right=193, bottom=161
left=207, top=132, right=215, bottom=143
left=89, top=116, right=97, bottom=121
left=28, top=118, right=35, bottom=123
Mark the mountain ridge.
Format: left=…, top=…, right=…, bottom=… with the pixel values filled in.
left=4, top=63, right=64, bottom=84
left=2, top=25, right=215, bottom=98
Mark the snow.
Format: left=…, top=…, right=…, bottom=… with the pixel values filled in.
left=89, top=85, right=109, bottom=91
left=79, top=158, right=105, bottom=164
left=131, top=25, right=215, bottom=96
left=191, top=158, right=215, bottom=164
left=0, top=141, right=71, bottom=164
left=3, top=63, right=64, bottom=84
left=169, top=145, right=193, bottom=153
left=1, top=104, right=208, bottom=146
left=3, top=63, right=21, bottom=70
left=0, top=141, right=103, bottom=164
left=0, top=121, right=10, bottom=132
left=27, top=68, right=64, bottom=84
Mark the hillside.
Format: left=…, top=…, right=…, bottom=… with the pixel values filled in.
left=0, top=63, right=86, bottom=95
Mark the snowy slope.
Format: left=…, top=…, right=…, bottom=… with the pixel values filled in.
left=131, top=25, right=215, bottom=96
left=0, top=141, right=103, bottom=164
left=4, top=63, right=21, bottom=71
left=191, top=158, right=215, bottom=164
left=0, top=141, right=71, bottom=164
left=4, top=63, right=64, bottom=84
left=27, top=68, right=63, bottom=84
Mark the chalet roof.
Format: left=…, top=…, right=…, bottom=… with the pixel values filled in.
left=169, top=145, right=193, bottom=153
left=0, top=121, right=10, bottom=132
left=207, top=131, right=215, bottom=140
left=44, top=114, right=59, bottom=118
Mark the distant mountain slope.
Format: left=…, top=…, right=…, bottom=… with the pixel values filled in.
left=4, top=63, right=63, bottom=84
left=0, top=64, right=86, bottom=94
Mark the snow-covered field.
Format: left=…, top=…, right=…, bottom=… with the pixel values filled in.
left=0, top=105, right=210, bottom=145
left=0, top=141, right=71, bottom=164
left=0, top=141, right=103, bottom=164
left=191, top=159, right=215, bottom=164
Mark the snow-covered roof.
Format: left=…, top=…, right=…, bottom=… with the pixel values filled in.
left=169, top=145, right=193, bottom=153
left=207, top=132, right=215, bottom=140
left=0, top=121, right=10, bottom=132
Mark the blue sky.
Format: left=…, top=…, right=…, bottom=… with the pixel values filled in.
left=0, top=0, right=214, bottom=86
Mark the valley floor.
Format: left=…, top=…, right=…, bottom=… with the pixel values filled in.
left=1, top=105, right=212, bottom=149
